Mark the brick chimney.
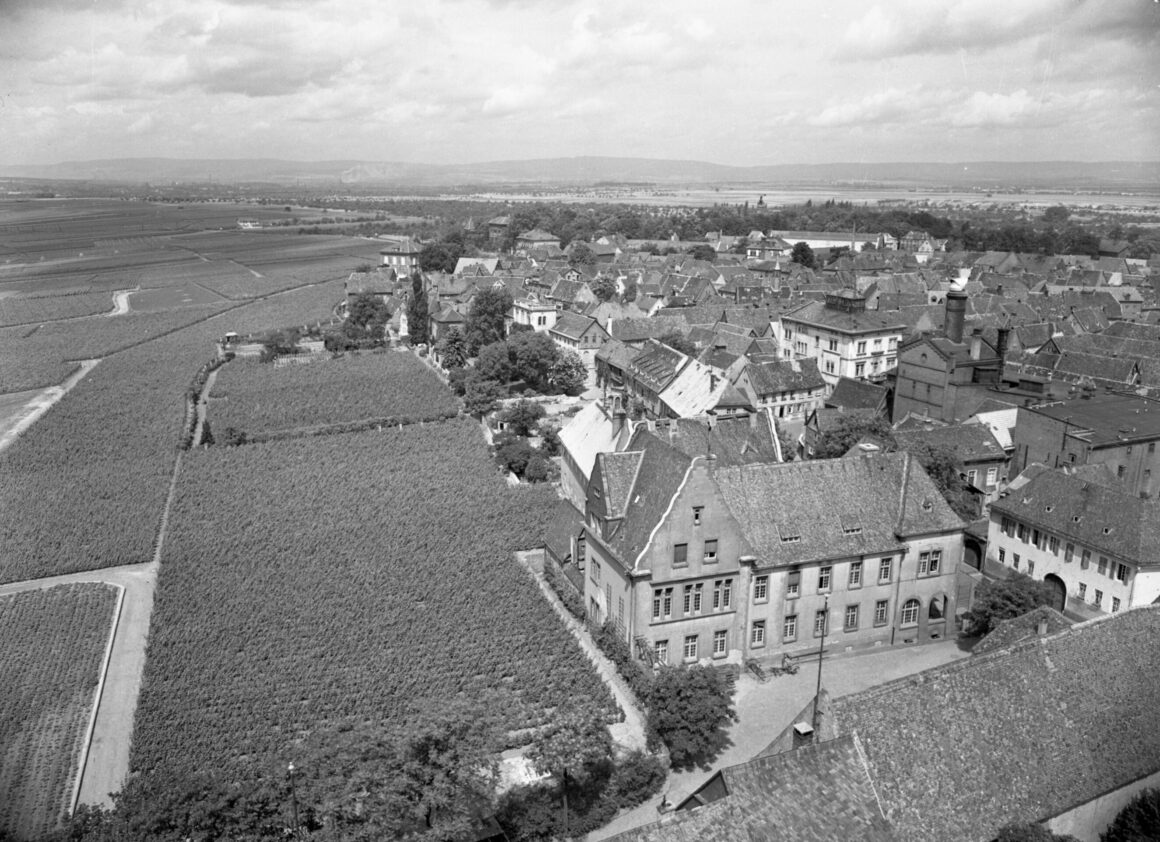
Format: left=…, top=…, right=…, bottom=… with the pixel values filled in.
left=945, top=289, right=967, bottom=344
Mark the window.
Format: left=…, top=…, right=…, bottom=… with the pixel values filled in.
left=783, top=614, right=798, bottom=642
left=844, top=604, right=859, bottom=631
left=1001, top=517, right=1014, bottom=537
left=828, top=338, right=837, bottom=351
left=824, top=359, right=835, bottom=374
left=654, top=640, right=668, bottom=665
left=606, top=584, right=611, bottom=616
left=683, top=584, right=703, bottom=615
left=878, top=558, right=892, bottom=583
left=855, top=362, right=865, bottom=377
left=986, top=467, right=998, bottom=486
left=1112, top=597, right=1121, bottom=613
left=1032, top=529, right=1041, bottom=548
left=1093, top=589, right=1103, bottom=608
left=786, top=571, right=801, bottom=598
left=652, top=587, right=673, bottom=620
left=1077, top=583, right=1086, bottom=599
left=1027, top=560, right=1035, bottom=576
left=1013, top=553, right=1020, bottom=570
left=618, top=597, right=624, bottom=625
left=713, top=579, right=733, bottom=610
left=703, top=539, right=718, bottom=563
left=918, top=550, right=942, bottom=577
left=673, top=543, right=688, bottom=567
left=856, top=340, right=867, bottom=355
left=692, top=506, right=703, bottom=526
left=1048, top=536, right=1059, bottom=555
left=967, top=469, right=977, bottom=487
left=900, top=598, right=920, bottom=626
left=929, top=596, right=946, bottom=620
left=1064, top=543, right=1074, bottom=563
left=818, top=566, right=832, bottom=592
left=874, top=600, right=889, bottom=626
left=713, top=630, right=727, bottom=656
left=849, top=561, right=862, bottom=588
left=1116, top=563, right=1130, bottom=583
left=814, top=609, right=828, bottom=637
left=1017, top=523, right=1027, bottom=542
left=1097, top=556, right=1108, bottom=576
left=590, top=559, right=601, bottom=584
left=754, top=575, right=769, bottom=602
left=998, top=548, right=1006, bottom=563
left=683, top=635, right=698, bottom=660
left=751, top=620, right=766, bottom=647
left=1117, top=465, right=1126, bottom=479
left=1081, top=549, right=1091, bottom=570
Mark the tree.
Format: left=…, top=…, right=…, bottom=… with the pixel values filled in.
left=591, top=275, right=618, bottom=302
left=494, top=432, right=536, bottom=475
left=643, top=665, right=737, bottom=770
left=420, top=241, right=464, bottom=273
left=908, top=442, right=978, bottom=521
left=259, top=328, right=300, bottom=363
left=1101, top=787, right=1160, bottom=841
left=475, top=341, right=513, bottom=385
left=465, top=289, right=513, bottom=355
left=463, top=374, right=505, bottom=416
left=508, top=331, right=560, bottom=392
left=528, top=703, right=613, bottom=837
left=407, top=271, right=429, bottom=346
left=435, top=328, right=468, bottom=369
left=345, top=292, right=390, bottom=339
left=500, top=398, right=546, bottom=437
left=569, top=242, right=597, bottom=269
left=658, top=330, right=696, bottom=357
left=790, top=241, right=817, bottom=269
left=548, top=349, right=588, bottom=396
left=689, top=244, right=717, bottom=262
left=1042, top=205, right=1071, bottom=225
left=997, top=822, right=1080, bottom=842
left=811, top=414, right=896, bottom=459
left=963, top=572, right=1055, bottom=637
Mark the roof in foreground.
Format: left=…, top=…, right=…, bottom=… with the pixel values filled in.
left=827, top=605, right=1160, bottom=842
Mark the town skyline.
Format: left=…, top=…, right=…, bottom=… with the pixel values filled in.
left=2, top=0, right=1157, bottom=169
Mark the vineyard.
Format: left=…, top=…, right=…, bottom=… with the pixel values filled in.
left=0, top=583, right=119, bottom=841
left=209, top=351, right=460, bottom=437
left=131, top=418, right=618, bottom=778
left=0, top=292, right=114, bottom=327
left=0, top=281, right=346, bottom=584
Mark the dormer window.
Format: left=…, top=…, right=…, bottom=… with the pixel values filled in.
left=843, top=526, right=863, bottom=535
left=1045, top=505, right=1054, bottom=512
left=922, top=500, right=934, bottom=512
left=1073, top=515, right=1082, bottom=523
left=1102, top=527, right=1112, bottom=535
left=781, top=535, right=801, bottom=544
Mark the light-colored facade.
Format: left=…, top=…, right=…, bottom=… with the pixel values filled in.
left=780, top=293, right=904, bottom=388
left=511, top=296, right=558, bottom=332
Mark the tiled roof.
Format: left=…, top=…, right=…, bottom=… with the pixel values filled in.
left=826, top=606, right=1160, bottom=841
left=971, top=606, right=1072, bottom=656
left=651, top=415, right=781, bottom=466
left=714, top=452, right=962, bottom=568
left=1104, top=321, right=1160, bottom=342
left=605, top=735, right=893, bottom=842
left=659, top=358, right=732, bottom=418
left=557, top=402, right=634, bottom=482
left=596, top=451, right=644, bottom=520
left=783, top=299, right=906, bottom=335
left=745, top=358, right=825, bottom=396
left=544, top=498, right=586, bottom=563
left=827, top=377, right=888, bottom=411
left=627, top=340, right=688, bottom=393
left=893, top=423, right=1006, bottom=464
left=989, top=468, right=1160, bottom=567
left=595, top=338, right=641, bottom=371
left=609, top=315, right=690, bottom=343
left=551, top=311, right=604, bottom=341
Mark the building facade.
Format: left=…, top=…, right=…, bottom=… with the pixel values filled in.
left=779, top=292, right=905, bottom=388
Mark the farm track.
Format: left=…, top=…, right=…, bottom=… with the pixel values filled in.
left=0, top=359, right=99, bottom=454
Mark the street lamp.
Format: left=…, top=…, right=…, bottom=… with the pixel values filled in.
left=812, top=595, right=829, bottom=741
left=287, top=761, right=301, bottom=837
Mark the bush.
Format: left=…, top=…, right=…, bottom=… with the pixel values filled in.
left=965, top=572, right=1056, bottom=636
left=524, top=454, right=552, bottom=483
left=642, top=665, right=738, bottom=770
left=543, top=560, right=586, bottom=621
left=1102, top=787, right=1160, bottom=842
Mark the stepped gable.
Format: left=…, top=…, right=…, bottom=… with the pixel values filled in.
left=825, top=606, right=1160, bottom=841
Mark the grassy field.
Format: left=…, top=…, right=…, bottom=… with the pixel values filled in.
left=0, top=583, right=120, bottom=841
left=209, top=351, right=460, bottom=437
left=132, top=419, right=616, bottom=779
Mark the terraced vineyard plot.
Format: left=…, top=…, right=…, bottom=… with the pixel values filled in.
left=0, top=292, right=114, bottom=326
left=132, top=419, right=617, bottom=778
left=210, top=351, right=460, bottom=435
left=0, top=583, right=119, bottom=841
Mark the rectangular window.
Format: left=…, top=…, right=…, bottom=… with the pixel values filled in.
left=967, top=469, right=977, bottom=487
left=855, top=362, right=865, bottom=377
left=1093, top=589, right=1103, bottom=608
left=590, top=559, right=601, bottom=584
left=1116, top=563, right=1130, bottom=583
left=1032, top=529, right=1041, bottom=548
left=751, top=620, right=766, bottom=647
left=878, top=558, right=892, bottom=583
left=1081, top=549, right=1091, bottom=570
left=1048, top=536, right=1059, bottom=555
left=856, top=340, right=867, bottom=355
left=673, top=543, right=688, bottom=567
left=683, top=635, right=698, bottom=660
left=1117, top=465, right=1126, bottom=479
left=703, top=539, right=718, bottom=563
left=618, top=597, right=624, bottom=624
left=692, top=506, right=703, bottom=526
left=662, top=588, right=673, bottom=618
left=1013, top=553, right=1021, bottom=570
left=918, top=551, right=941, bottom=576
left=654, top=640, right=668, bottom=665
left=754, top=575, right=769, bottom=602
left=1078, top=583, right=1087, bottom=599
left=1097, top=556, right=1108, bottom=576
left=1027, top=560, right=1035, bottom=576
left=874, top=600, right=888, bottom=626
left=683, top=585, right=693, bottom=615
left=713, top=630, right=727, bottom=656
left=828, top=338, right=838, bottom=351
left=1065, top=543, right=1075, bottom=563
left=986, top=467, right=998, bottom=485
left=786, top=570, right=800, bottom=599
left=814, top=609, right=828, bottom=637
left=844, top=604, right=859, bottom=631
left=783, top=614, right=797, bottom=642
left=998, top=547, right=1006, bottom=563
left=1017, top=523, right=1027, bottom=542
left=849, top=561, right=862, bottom=588
left=1001, top=517, right=1014, bottom=537
left=693, top=584, right=703, bottom=613
left=818, top=566, right=832, bottom=592
left=1112, top=597, right=1121, bottom=613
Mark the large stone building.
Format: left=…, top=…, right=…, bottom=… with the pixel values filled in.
left=779, top=291, right=905, bottom=388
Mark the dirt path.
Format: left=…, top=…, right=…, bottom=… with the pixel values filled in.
left=0, top=359, right=100, bottom=454
left=106, top=288, right=138, bottom=317
left=192, top=368, right=219, bottom=446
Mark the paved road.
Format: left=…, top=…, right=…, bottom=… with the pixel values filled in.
left=587, top=638, right=973, bottom=840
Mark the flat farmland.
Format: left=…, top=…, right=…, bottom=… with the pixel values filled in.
left=209, top=351, right=460, bottom=436
left=128, top=284, right=228, bottom=312
left=132, top=419, right=617, bottom=779
left=0, top=583, right=120, bottom=841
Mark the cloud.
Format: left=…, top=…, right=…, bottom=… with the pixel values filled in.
left=806, top=86, right=930, bottom=127
left=126, top=113, right=153, bottom=134
left=949, top=89, right=1038, bottom=127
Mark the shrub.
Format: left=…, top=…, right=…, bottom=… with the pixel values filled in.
left=1101, top=787, right=1160, bottom=842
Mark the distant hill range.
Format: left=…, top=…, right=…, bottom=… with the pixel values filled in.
left=2, top=156, right=1158, bottom=190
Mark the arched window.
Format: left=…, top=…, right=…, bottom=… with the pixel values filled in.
left=929, top=595, right=946, bottom=620
left=901, top=598, right=920, bottom=626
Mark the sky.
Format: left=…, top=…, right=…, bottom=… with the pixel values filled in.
left=0, top=0, right=1157, bottom=167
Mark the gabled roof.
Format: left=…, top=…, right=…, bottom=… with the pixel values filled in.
left=550, top=311, right=606, bottom=342
left=659, top=358, right=732, bottom=417
left=894, top=423, right=1007, bottom=465
left=743, top=358, right=826, bottom=396
left=650, top=415, right=781, bottom=467
left=826, top=377, right=888, bottom=412
left=626, top=339, right=689, bottom=393
left=556, top=402, right=635, bottom=483
left=782, top=299, right=906, bottom=335
left=609, top=315, right=689, bottom=343
left=517, top=228, right=560, bottom=243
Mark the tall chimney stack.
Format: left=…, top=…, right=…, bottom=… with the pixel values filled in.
left=945, top=289, right=967, bottom=344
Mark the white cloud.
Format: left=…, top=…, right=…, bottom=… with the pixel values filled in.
left=950, top=89, right=1038, bottom=128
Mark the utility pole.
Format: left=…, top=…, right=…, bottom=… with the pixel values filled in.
left=812, top=595, right=829, bottom=741
left=287, top=762, right=301, bottom=837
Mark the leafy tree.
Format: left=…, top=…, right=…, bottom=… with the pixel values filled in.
left=463, top=374, right=505, bottom=416
left=508, top=331, right=560, bottom=392
left=907, top=442, right=978, bottom=521
left=407, top=271, right=429, bottom=345
left=420, top=240, right=464, bottom=273
left=689, top=244, right=717, bottom=262
left=435, top=328, right=469, bottom=369
left=259, top=328, right=300, bottom=363
left=476, top=341, right=513, bottom=384
left=465, top=288, right=513, bottom=355
left=811, top=414, right=896, bottom=459
left=1042, top=205, right=1071, bottom=225
left=569, top=242, right=597, bottom=269
left=643, top=666, right=737, bottom=770
left=539, top=424, right=562, bottom=456
left=963, top=572, right=1055, bottom=637
left=524, top=454, right=553, bottom=483
left=773, top=416, right=796, bottom=462
left=528, top=703, right=613, bottom=836
left=346, top=292, right=391, bottom=338
left=591, top=275, right=618, bottom=302
left=494, top=432, right=536, bottom=475
left=658, top=330, right=696, bottom=357
left=447, top=365, right=470, bottom=396
left=500, top=399, right=546, bottom=437
left=997, top=822, right=1080, bottom=842
left=790, top=241, right=817, bottom=269
left=1101, top=787, right=1160, bottom=842
left=548, top=348, right=588, bottom=396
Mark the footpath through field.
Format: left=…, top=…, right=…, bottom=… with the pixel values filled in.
left=0, top=359, right=100, bottom=454
left=514, top=550, right=648, bottom=753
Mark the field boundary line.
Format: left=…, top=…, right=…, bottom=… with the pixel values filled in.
left=71, top=582, right=126, bottom=814
left=152, top=450, right=183, bottom=565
